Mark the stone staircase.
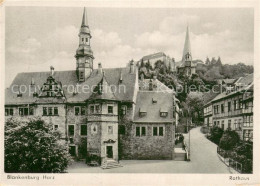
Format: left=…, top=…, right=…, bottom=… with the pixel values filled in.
left=101, top=159, right=123, bottom=169
left=174, top=148, right=187, bottom=161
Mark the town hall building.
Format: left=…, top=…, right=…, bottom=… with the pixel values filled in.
left=5, top=8, right=178, bottom=167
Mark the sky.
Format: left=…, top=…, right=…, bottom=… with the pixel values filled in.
left=5, top=7, right=254, bottom=87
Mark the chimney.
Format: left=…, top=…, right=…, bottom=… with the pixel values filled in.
left=119, top=71, right=123, bottom=83
left=130, top=60, right=134, bottom=74
left=98, top=63, right=103, bottom=74
left=50, top=66, right=54, bottom=76
left=31, top=77, right=35, bottom=85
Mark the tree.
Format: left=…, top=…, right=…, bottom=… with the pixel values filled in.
left=140, top=59, right=145, bottom=67
left=219, top=130, right=240, bottom=151
left=209, top=126, right=224, bottom=144
left=145, top=60, right=153, bottom=71
left=5, top=118, right=72, bottom=173
left=185, top=92, right=204, bottom=125
left=205, top=57, right=210, bottom=65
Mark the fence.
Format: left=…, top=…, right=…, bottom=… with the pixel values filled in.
left=229, top=158, right=243, bottom=173
left=217, top=147, right=243, bottom=173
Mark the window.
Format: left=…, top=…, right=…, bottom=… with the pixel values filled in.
left=68, top=125, right=75, bottom=136
left=82, top=38, right=84, bottom=42
left=95, top=105, right=101, bottom=113
left=228, top=102, right=231, bottom=111
left=119, top=125, right=126, bottom=135
left=121, top=105, right=127, bottom=115
left=54, top=107, right=58, bottom=115
left=153, top=126, right=164, bottom=136
left=48, top=107, right=53, bottom=116
left=85, top=38, right=88, bottom=42
left=108, top=105, right=113, bottom=114
left=89, top=104, right=100, bottom=114
left=160, top=112, right=168, bottom=117
left=239, top=98, right=243, bottom=109
left=228, top=120, right=231, bottom=129
left=234, top=100, right=237, bottom=110
left=80, top=125, right=87, bottom=136
left=90, top=105, right=94, bottom=114
left=54, top=125, right=59, bottom=130
left=214, top=105, right=219, bottom=114
left=221, top=104, right=224, bottom=113
left=153, top=127, right=158, bottom=136
left=29, top=107, right=34, bottom=115
left=108, top=126, right=113, bottom=134
left=43, top=107, right=47, bottom=115
left=221, top=120, right=224, bottom=130
left=245, top=102, right=249, bottom=109
left=80, top=72, right=84, bottom=79
left=159, top=127, right=164, bottom=136
left=5, top=108, right=14, bottom=116
left=141, top=126, right=146, bottom=136
left=136, top=127, right=140, bottom=137
left=81, top=107, right=86, bottom=115
left=19, top=107, right=29, bottom=116
left=75, top=106, right=80, bottom=115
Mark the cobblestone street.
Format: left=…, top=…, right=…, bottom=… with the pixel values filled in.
left=68, top=127, right=230, bottom=173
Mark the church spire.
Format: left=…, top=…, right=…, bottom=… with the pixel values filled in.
left=182, top=25, right=192, bottom=62
left=81, top=7, right=88, bottom=27
left=75, top=7, right=94, bottom=82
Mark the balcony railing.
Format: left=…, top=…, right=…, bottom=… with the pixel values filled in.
left=242, top=107, right=253, bottom=114
left=213, top=109, right=242, bottom=118
left=243, top=122, right=253, bottom=127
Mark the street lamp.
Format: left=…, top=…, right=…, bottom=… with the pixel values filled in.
left=186, top=107, right=191, bottom=161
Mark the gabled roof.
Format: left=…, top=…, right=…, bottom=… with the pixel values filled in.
left=5, top=67, right=137, bottom=105
left=234, top=73, right=253, bottom=86
left=88, top=74, right=118, bottom=101
left=133, top=91, right=174, bottom=123
left=142, top=52, right=166, bottom=61
left=138, top=79, right=175, bottom=93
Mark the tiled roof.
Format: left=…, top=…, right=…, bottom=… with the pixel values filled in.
left=142, top=52, right=166, bottom=61
left=138, top=79, right=174, bottom=93
left=222, top=79, right=236, bottom=84
left=133, top=91, right=174, bottom=123
left=234, top=73, right=253, bottom=86
left=5, top=67, right=137, bottom=105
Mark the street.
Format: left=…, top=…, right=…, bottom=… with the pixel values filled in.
left=68, top=127, right=230, bottom=173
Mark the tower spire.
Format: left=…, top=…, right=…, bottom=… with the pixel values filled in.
left=81, top=7, right=88, bottom=27
left=182, top=25, right=192, bottom=62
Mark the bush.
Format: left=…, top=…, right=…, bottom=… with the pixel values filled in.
left=208, top=126, right=224, bottom=144
left=219, top=130, right=240, bottom=151
left=5, top=118, right=72, bottom=173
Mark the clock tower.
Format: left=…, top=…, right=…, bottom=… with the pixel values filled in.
left=75, top=7, right=94, bottom=82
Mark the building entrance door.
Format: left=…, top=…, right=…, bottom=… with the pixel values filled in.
left=106, top=146, right=113, bottom=159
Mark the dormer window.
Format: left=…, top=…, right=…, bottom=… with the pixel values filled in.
left=152, top=98, right=157, bottom=104
left=33, top=92, right=38, bottom=97
left=160, top=112, right=168, bottom=117
left=139, top=108, right=147, bottom=117
left=160, top=107, right=168, bottom=117
left=17, top=93, right=22, bottom=97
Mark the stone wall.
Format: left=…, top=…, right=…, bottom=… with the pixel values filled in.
left=119, top=123, right=174, bottom=160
